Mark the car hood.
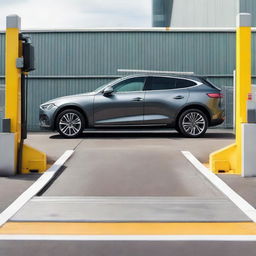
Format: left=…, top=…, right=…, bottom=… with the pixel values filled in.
left=42, top=92, right=95, bottom=105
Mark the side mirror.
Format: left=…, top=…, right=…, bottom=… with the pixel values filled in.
left=103, top=87, right=114, bottom=96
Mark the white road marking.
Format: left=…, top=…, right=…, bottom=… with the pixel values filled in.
left=0, top=235, right=256, bottom=241
left=182, top=151, right=256, bottom=222
left=0, top=150, right=74, bottom=227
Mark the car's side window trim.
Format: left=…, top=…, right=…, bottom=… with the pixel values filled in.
left=114, top=90, right=146, bottom=94
left=143, top=77, right=152, bottom=91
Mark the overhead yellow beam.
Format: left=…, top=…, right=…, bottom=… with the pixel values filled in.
left=210, top=13, right=252, bottom=175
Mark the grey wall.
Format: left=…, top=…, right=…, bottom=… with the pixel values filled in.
left=0, top=29, right=254, bottom=131
left=152, top=0, right=256, bottom=28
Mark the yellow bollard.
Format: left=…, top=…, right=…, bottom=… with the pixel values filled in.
left=5, top=15, right=47, bottom=174
left=209, top=13, right=252, bottom=175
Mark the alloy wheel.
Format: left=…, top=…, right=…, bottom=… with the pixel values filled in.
left=59, top=112, right=82, bottom=137
left=182, top=111, right=206, bottom=136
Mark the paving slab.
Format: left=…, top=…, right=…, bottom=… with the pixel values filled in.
left=11, top=196, right=250, bottom=222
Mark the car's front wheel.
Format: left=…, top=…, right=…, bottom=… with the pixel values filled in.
left=177, top=109, right=208, bottom=138
left=56, top=109, right=85, bottom=138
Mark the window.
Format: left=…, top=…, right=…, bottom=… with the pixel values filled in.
left=149, top=77, right=176, bottom=91
left=175, top=79, right=196, bottom=89
left=114, top=77, right=145, bottom=93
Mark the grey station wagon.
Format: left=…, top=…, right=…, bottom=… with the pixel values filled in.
left=39, top=74, right=224, bottom=138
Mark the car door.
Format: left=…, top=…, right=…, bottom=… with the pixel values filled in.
left=93, top=77, right=147, bottom=126
left=143, top=76, right=190, bottom=125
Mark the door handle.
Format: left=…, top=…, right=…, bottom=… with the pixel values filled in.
left=132, top=97, right=144, bottom=102
left=173, top=95, right=184, bottom=100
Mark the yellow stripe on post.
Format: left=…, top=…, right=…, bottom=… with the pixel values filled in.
left=209, top=13, right=252, bottom=175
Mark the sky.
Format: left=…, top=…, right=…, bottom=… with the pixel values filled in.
left=0, top=0, right=151, bottom=30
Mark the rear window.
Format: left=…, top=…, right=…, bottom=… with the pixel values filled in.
left=148, top=77, right=196, bottom=91
left=175, top=78, right=196, bottom=89
left=150, top=77, right=176, bottom=90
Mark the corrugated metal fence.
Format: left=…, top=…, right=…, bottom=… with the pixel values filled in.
left=0, top=29, right=255, bottom=131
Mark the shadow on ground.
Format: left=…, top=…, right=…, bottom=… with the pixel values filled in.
left=49, top=131, right=235, bottom=140
left=6, top=174, right=41, bottom=181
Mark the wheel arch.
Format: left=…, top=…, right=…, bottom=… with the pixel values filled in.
left=175, top=104, right=211, bottom=127
left=54, top=105, right=88, bottom=130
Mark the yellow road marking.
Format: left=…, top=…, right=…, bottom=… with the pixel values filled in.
left=1, top=222, right=256, bottom=235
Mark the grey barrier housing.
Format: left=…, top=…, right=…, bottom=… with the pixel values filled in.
left=0, top=85, right=5, bottom=132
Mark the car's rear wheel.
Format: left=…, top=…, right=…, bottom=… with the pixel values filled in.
left=56, top=109, right=85, bottom=138
left=178, top=109, right=208, bottom=138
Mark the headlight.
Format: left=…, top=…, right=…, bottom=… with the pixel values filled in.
left=40, top=103, right=56, bottom=110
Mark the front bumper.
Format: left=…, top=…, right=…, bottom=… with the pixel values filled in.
left=39, top=107, right=57, bottom=130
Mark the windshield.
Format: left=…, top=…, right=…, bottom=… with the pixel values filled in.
left=93, top=78, right=123, bottom=93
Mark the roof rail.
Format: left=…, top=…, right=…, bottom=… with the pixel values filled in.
left=117, top=69, right=194, bottom=75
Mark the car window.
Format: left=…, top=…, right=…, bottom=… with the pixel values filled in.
left=114, top=77, right=145, bottom=93
left=94, top=78, right=123, bottom=93
left=175, top=78, right=196, bottom=89
left=149, top=77, right=176, bottom=91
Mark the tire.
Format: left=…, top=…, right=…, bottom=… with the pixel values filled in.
left=56, top=109, right=85, bottom=138
left=175, top=125, right=182, bottom=135
left=177, top=109, right=208, bottom=138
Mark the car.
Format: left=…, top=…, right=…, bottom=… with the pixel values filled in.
left=39, top=74, right=224, bottom=138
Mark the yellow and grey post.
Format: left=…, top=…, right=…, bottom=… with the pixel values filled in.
left=0, top=15, right=21, bottom=176
left=0, top=14, right=47, bottom=175
left=209, top=13, right=252, bottom=175
left=237, top=13, right=256, bottom=177
left=243, top=89, right=256, bottom=176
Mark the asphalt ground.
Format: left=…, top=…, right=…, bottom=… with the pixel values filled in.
left=43, top=135, right=223, bottom=197
left=1, top=129, right=256, bottom=256
left=0, top=241, right=256, bottom=256
left=0, top=129, right=236, bottom=210
left=0, top=174, right=39, bottom=212
left=25, top=129, right=256, bottom=207
left=26, top=129, right=235, bottom=164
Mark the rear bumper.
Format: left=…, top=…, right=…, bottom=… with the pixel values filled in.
left=210, top=118, right=225, bottom=126
left=209, top=109, right=225, bottom=127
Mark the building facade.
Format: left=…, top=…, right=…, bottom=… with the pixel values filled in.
left=152, top=0, right=256, bottom=27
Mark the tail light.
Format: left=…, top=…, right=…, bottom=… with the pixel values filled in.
left=207, top=93, right=224, bottom=98
left=248, top=93, right=252, bottom=100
